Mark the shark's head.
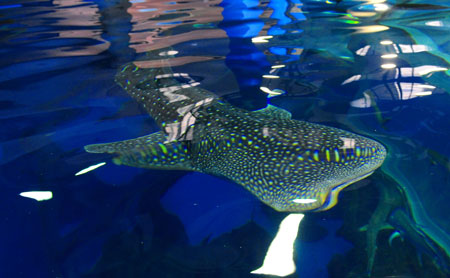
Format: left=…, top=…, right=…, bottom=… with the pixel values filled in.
left=246, top=121, right=387, bottom=213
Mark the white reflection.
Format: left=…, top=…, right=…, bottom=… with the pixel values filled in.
left=380, top=40, right=393, bottom=45
left=356, top=43, right=433, bottom=56
left=262, top=75, right=280, bottom=79
left=20, top=191, right=53, bottom=201
left=156, top=73, right=200, bottom=103
left=381, top=63, right=396, bottom=69
left=398, top=44, right=430, bottom=53
left=374, top=3, right=390, bottom=11
left=395, top=82, right=435, bottom=99
left=252, top=36, right=273, bottom=43
left=342, top=74, right=361, bottom=85
left=159, top=50, right=179, bottom=56
left=272, top=65, right=285, bottom=69
left=293, top=198, right=316, bottom=204
left=414, top=91, right=432, bottom=96
left=381, top=53, right=397, bottom=59
left=165, top=97, right=215, bottom=142
left=340, top=137, right=356, bottom=149
left=416, top=84, right=436, bottom=89
left=138, top=8, right=157, bottom=12
left=425, top=21, right=443, bottom=27
left=355, top=25, right=389, bottom=34
left=361, top=82, right=437, bottom=101
left=356, top=45, right=371, bottom=56
left=414, top=65, right=447, bottom=75
left=400, top=66, right=447, bottom=76
left=251, top=213, right=304, bottom=277
left=75, top=162, right=106, bottom=176
left=260, top=86, right=284, bottom=97
left=351, top=91, right=372, bottom=108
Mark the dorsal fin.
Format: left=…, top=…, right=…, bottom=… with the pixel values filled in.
left=251, top=104, right=292, bottom=119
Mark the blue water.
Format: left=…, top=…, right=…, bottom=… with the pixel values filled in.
left=1, top=0, right=449, bottom=277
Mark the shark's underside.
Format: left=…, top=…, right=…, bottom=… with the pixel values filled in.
left=85, top=60, right=386, bottom=212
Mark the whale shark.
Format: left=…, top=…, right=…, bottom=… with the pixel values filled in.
left=85, top=60, right=386, bottom=212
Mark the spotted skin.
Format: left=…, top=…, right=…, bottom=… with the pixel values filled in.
left=85, top=62, right=386, bottom=212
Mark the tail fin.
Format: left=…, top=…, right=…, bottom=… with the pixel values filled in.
left=114, top=48, right=218, bottom=131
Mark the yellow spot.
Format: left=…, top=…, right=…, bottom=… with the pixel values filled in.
left=150, top=147, right=158, bottom=156
left=313, top=151, right=320, bottom=161
left=159, top=144, right=168, bottom=155
left=325, top=149, right=330, bottom=162
left=356, top=147, right=361, bottom=157
left=334, top=149, right=340, bottom=162
left=297, top=155, right=304, bottom=161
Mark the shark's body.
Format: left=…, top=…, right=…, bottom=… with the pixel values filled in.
left=85, top=61, right=386, bottom=212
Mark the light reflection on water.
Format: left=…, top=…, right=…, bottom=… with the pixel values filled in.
left=127, top=0, right=226, bottom=53
left=0, top=0, right=449, bottom=277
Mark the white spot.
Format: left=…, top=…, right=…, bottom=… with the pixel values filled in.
left=292, top=198, right=317, bottom=204
left=20, top=191, right=53, bottom=201
left=251, top=213, right=304, bottom=277
left=75, top=162, right=106, bottom=176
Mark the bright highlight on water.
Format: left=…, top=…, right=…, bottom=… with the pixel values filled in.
left=251, top=213, right=304, bottom=277
left=75, top=162, right=106, bottom=176
left=19, top=191, right=53, bottom=201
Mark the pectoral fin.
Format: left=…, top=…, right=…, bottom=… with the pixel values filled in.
left=84, top=131, right=193, bottom=170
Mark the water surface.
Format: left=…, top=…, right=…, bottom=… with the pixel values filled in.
left=1, top=0, right=449, bottom=277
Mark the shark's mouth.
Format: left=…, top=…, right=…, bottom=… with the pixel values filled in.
left=315, top=170, right=375, bottom=211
